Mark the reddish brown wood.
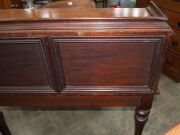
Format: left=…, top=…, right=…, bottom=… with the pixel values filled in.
left=51, top=37, right=163, bottom=89
left=153, top=0, right=180, bottom=13
left=0, top=38, right=57, bottom=92
left=0, top=2, right=172, bottom=135
left=163, top=50, right=180, bottom=82
left=153, top=0, right=180, bottom=82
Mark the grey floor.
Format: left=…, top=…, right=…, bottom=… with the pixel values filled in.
left=0, top=74, right=180, bottom=135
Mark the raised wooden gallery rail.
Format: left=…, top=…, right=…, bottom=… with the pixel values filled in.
left=0, top=2, right=172, bottom=135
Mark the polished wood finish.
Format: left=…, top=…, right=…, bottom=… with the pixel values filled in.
left=153, top=0, right=180, bottom=82
left=163, top=50, right=180, bottom=82
left=0, top=8, right=152, bottom=19
left=153, top=0, right=180, bottom=13
left=160, top=8, right=180, bottom=33
left=0, top=2, right=172, bottom=135
left=0, top=38, right=56, bottom=92
left=52, top=37, right=158, bottom=88
left=135, top=96, right=153, bottom=135
left=139, top=0, right=180, bottom=82
left=168, top=34, right=180, bottom=53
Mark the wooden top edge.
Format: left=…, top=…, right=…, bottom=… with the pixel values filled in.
left=0, top=2, right=167, bottom=22
left=147, top=1, right=168, bottom=20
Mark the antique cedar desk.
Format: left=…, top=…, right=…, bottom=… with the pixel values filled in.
left=0, top=2, right=172, bottom=135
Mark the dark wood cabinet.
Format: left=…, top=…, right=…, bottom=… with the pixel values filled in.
left=137, top=0, right=180, bottom=82
left=153, top=0, right=180, bottom=82
left=0, top=2, right=172, bottom=135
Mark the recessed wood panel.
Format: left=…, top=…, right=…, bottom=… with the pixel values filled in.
left=52, top=37, right=159, bottom=91
left=0, top=38, right=55, bottom=92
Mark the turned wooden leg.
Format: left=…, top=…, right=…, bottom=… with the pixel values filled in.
left=0, top=112, right=12, bottom=135
left=135, top=108, right=150, bottom=135
left=134, top=96, right=153, bottom=135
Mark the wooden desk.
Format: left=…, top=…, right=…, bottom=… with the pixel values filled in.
left=0, top=2, right=172, bottom=135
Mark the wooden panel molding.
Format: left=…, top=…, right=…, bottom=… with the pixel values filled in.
left=51, top=36, right=165, bottom=93
left=0, top=38, right=56, bottom=93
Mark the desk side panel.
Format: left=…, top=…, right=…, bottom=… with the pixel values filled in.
left=51, top=37, right=164, bottom=92
left=0, top=38, right=56, bottom=93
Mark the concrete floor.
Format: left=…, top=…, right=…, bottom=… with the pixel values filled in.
left=0, top=74, right=180, bottom=135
